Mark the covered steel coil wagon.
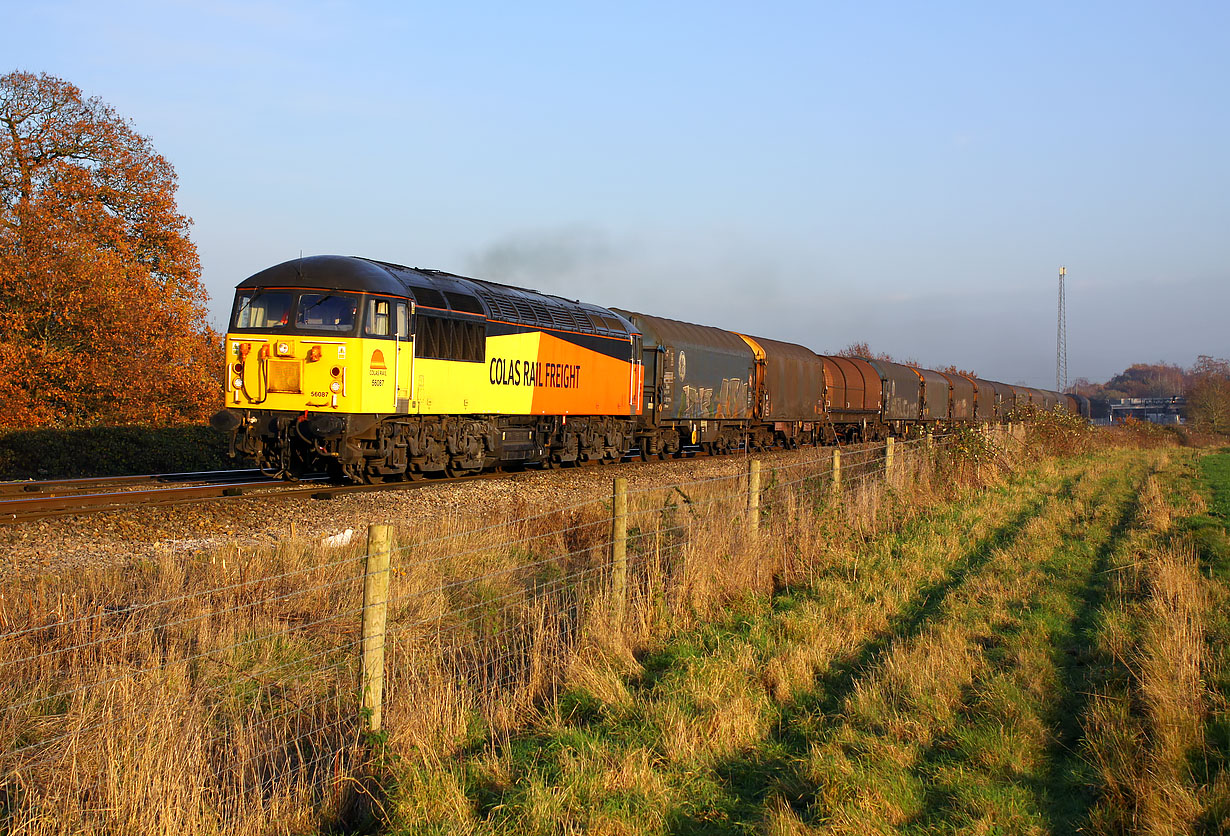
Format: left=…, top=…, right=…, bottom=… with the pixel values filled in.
left=939, top=372, right=975, bottom=421
left=817, top=355, right=883, bottom=441
left=738, top=334, right=827, bottom=447
left=867, top=359, right=923, bottom=430
left=613, top=309, right=754, bottom=454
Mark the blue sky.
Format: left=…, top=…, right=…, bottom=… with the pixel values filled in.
left=8, top=0, right=1228, bottom=386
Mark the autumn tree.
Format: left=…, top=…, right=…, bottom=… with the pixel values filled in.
left=1102, top=362, right=1187, bottom=399
left=936, top=363, right=978, bottom=378
left=0, top=70, right=220, bottom=428
left=1187, top=355, right=1230, bottom=434
left=834, top=341, right=896, bottom=361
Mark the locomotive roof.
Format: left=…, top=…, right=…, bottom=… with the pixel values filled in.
left=237, top=255, right=636, bottom=338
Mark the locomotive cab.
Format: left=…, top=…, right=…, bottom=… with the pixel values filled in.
left=212, top=284, right=419, bottom=477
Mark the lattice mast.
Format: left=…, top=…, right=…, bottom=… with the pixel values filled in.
left=1056, top=266, right=1068, bottom=392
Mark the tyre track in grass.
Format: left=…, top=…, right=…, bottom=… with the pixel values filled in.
left=385, top=453, right=1149, bottom=835
left=1031, top=462, right=1147, bottom=833
left=648, top=461, right=1092, bottom=834
left=776, top=458, right=1147, bottom=833
left=697, top=488, right=1064, bottom=823
left=896, top=454, right=1151, bottom=834
left=667, top=450, right=1150, bottom=834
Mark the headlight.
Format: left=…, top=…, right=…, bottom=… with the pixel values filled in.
left=330, top=381, right=341, bottom=393
left=233, top=378, right=243, bottom=389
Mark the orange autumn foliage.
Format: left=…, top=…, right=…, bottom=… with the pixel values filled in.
left=0, top=70, right=221, bottom=428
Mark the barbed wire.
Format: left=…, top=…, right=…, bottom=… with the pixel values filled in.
left=386, top=559, right=612, bottom=627
left=3, top=437, right=951, bottom=679
left=0, top=550, right=369, bottom=643
left=3, top=563, right=367, bottom=668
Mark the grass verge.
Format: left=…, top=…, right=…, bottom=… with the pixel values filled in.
left=386, top=447, right=1197, bottom=834
left=4, top=424, right=1216, bottom=835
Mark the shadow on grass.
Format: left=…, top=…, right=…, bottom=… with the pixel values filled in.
left=661, top=483, right=1064, bottom=835
left=901, top=471, right=1142, bottom=834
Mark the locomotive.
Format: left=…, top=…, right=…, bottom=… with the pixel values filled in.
left=209, top=255, right=1089, bottom=482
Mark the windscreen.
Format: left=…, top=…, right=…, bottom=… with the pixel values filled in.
left=230, top=290, right=359, bottom=334
left=296, top=293, right=358, bottom=333
left=232, top=290, right=293, bottom=329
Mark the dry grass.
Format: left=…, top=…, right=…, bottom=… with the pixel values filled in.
left=1083, top=461, right=1218, bottom=836
left=3, top=424, right=1201, bottom=834
left=0, top=438, right=938, bottom=834
left=0, top=533, right=368, bottom=835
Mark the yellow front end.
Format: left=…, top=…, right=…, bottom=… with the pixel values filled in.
left=225, top=334, right=415, bottom=415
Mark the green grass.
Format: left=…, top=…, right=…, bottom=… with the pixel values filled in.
left=1202, top=451, right=1230, bottom=519
left=384, top=449, right=1187, bottom=835
left=1191, top=452, right=1230, bottom=832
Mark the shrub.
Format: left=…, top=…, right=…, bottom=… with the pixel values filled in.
left=0, top=425, right=234, bottom=479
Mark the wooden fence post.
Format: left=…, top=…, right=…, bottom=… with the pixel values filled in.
left=612, top=477, right=628, bottom=633
left=926, top=430, right=933, bottom=453
left=885, top=436, right=895, bottom=482
left=747, top=459, right=762, bottom=536
left=361, top=523, right=392, bottom=733
left=832, top=448, right=842, bottom=495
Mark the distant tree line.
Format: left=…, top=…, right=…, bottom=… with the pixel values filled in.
left=1073, top=357, right=1230, bottom=433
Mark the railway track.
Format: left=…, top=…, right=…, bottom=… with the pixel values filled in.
left=0, top=471, right=297, bottom=524
left=0, top=469, right=268, bottom=497
left=0, top=441, right=865, bottom=525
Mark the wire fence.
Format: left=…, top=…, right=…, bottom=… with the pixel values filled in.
left=0, top=426, right=1005, bottom=834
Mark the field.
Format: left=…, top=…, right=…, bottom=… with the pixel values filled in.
left=386, top=440, right=1230, bottom=835
left=1, top=423, right=1228, bottom=835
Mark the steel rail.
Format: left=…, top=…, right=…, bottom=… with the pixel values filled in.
left=0, top=479, right=293, bottom=523
left=0, top=468, right=266, bottom=497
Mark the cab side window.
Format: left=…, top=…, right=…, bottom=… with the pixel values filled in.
left=366, top=299, right=391, bottom=337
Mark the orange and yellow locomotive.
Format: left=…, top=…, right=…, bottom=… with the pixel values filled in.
left=210, top=256, right=643, bottom=481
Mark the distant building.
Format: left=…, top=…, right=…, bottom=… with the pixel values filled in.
left=1108, top=396, right=1186, bottom=425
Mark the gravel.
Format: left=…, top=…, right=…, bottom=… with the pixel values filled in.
left=0, top=447, right=846, bottom=582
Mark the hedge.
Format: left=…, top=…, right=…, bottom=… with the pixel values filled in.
left=0, top=425, right=240, bottom=480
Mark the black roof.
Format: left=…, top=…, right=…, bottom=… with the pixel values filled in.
left=236, top=255, right=636, bottom=337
